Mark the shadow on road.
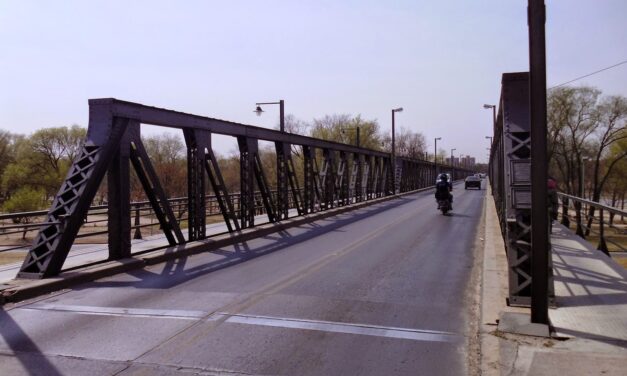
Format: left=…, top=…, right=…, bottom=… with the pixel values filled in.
left=76, top=196, right=415, bottom=291
left=447, top=213, right=474, bottom=218
left=0, top=308, right=63, bottom=376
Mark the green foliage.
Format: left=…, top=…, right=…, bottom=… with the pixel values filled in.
left=310, top=114, right=383, bottom=150
left=3, top=187, right=44, bottom=219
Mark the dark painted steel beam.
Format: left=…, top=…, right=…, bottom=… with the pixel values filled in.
left=107, top=124, right=132, bottom=259
left=91, top=98, right=389, bottom=158
left=18, top=117, right=131, bottom=278
left=528, top=0, right=550, bottom=324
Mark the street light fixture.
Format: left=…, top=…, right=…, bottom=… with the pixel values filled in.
left=255, top=100, right=285, bottom=132
left=391, top=107, right=403, bottom=194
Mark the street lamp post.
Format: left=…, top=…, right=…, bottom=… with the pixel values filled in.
left=434, top=137, right=442, bottom=175
left=483, top=104, right=496, bottom=134
left=391, top=107, right=403, bottom=194
left=255, top=99, right=287, bottom=220
left=255, top=100, right=285, bottom=132
left=342, top=127, right=361, bottom=147
left=451, top=148, right=456, bottom=180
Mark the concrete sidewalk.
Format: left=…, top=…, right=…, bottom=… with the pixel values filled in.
left=480, top=187, right=627, bottom=375
left=0, top=210, right=297, bottom=284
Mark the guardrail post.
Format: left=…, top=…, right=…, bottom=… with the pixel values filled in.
left=575, top=201, right=585, bottom=238
left=597, top=208, right=610, bottom=256
left=560, top=196, right=570, bottom=227
left=133, top=204, right=142, bottom=240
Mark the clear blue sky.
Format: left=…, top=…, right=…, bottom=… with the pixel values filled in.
left=1, top=0, right=626, bottom=162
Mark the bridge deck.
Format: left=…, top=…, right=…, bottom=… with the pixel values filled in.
left=0, top=181, right=485, bottom=375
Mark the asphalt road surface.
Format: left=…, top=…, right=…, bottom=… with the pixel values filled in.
left=0, top=181, right=486, bottom=376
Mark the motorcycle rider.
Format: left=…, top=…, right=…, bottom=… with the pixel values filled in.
left=435, top=173, right=453, bottom=210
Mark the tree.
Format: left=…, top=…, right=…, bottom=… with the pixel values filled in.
left=587, top=97, right=627, bottom=202
left=547, top=86, right=600, bottom=195
left=2, top=187, right=45, bottom=238
left=0, top=130, right=21, bottom=200
left=310, top=114, right=382, bottom=150
left=547, top=86, right=627, bottom=234
left=2, top=137, right=63, bottom=199
left=1, top=126, right=87, bottom=201
left=547, top=87, right=626, bottom=196
left=29, top=125, right=86, bottom=172
left=380, top=127, right=427, bottom=159
left=141, top=133, right=187, bottom=198
left=281, top=114, right=309, bottom=136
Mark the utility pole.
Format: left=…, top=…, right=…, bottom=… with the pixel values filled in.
left=528, top=0, right=549, bottom=325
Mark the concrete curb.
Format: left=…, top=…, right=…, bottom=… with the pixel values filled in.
left=1, top=185, right=438, bottom=304
left=479, top=183, right=514, bottom=376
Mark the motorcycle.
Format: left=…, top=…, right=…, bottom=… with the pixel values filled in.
left=437, top=198, right=452, bottom=215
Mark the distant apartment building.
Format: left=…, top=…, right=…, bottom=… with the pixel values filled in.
left=446, top=156, right=475, bottom=168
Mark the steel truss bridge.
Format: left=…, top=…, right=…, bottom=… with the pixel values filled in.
left=16, top=99, right=474, bottom=279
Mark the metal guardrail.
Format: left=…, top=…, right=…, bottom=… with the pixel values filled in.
left=557, top=192, right=627, bottom=254
left=0, top=188, right=322, bottom=248
left=0, top=193, right=272, bottom=252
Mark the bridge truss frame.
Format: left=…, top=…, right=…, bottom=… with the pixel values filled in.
left=489, top=73, right=554, bottom=308
left=18, top=99, right=472, bottom=279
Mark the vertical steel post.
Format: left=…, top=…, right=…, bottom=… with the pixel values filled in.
left=275, top=142, right=289, bottom=220
left=183, top=129, right=207, bottom=241
left=133, top=204, right=142, bottom=239
left=303, top=146, right=315, bottom=214
left=107, top=125, right=132, bottom=259
left=492, top=106, right=497, bottom=135
left=238, top=137, right=256, bottom=228
left=279, top=100, right=285, bottom=133
left=561, top=197, right=570, bottom=227
left=598, top=208, right=609, bottom=256
left=528, top=0, right=549, bottom=325
left=391, top=110, right=396, bottom=194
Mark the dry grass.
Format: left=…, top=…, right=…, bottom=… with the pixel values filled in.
left=0, top=252, right=27, bottom=266
left=0, top=213, right=233, bottom=267
left=614, top=257, right=627, bottom=269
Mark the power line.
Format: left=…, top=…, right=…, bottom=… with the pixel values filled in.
left=549, top=59, right=627, bottom=89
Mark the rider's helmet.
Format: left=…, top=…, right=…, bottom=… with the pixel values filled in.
left=439, top=173, right=449, bottom=182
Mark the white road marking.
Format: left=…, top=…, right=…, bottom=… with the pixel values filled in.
left=21, top=303, right=206, bottom=320
left=18, top=303, right=460, bottom=343
left=214, top=312, right=460, bottom=343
